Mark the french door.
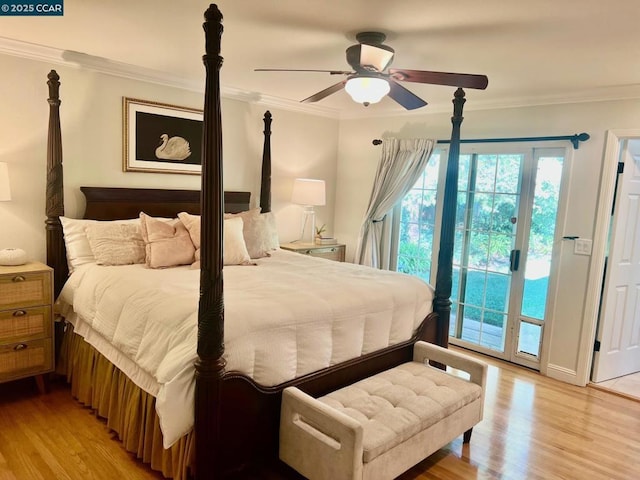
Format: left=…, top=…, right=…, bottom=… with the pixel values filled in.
left=396, top=146, right=567, bottom=369
left=447, top=147, right=566, bottom=368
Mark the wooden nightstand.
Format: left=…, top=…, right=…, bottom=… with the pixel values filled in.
left=280, top=242, right=346, bottom=262
left=0, top=262, right=54, bottom=393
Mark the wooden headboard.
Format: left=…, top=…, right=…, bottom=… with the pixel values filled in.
left=81, top=187, right=251, bottom=220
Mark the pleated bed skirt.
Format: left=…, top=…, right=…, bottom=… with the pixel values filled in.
left=56, top=323, right=194, bottom=479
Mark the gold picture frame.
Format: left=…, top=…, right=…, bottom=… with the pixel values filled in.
left=123, top=97, right=203, bottom=175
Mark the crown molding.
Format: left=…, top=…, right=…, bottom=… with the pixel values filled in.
left=2, top=36, right=638, bottom=121
left=339, top=84, right=640, bottom=120
left=0, top=36, right=340, bottom=118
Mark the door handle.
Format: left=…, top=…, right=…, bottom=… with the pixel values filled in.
left=510, top=249, right=521, bottom=272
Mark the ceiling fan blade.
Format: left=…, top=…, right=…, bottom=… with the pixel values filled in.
left=301, top=81, right=346, bottom=103
left=387, top=79, right=428, bottom=110
left=389, top=68, right=488, bottom=90
left=255, top=68, right=352, bottom=75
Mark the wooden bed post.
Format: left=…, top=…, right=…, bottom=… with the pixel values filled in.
left=260, top=111, right=272, bottom=213
left=195, top=4, right=225, bottom=479
left=45, top=70, right=67, bottom=298
left=433, top=87, right=466, bottom=349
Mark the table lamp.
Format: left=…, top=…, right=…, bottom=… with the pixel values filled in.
left=0, top=162, right=27, bottom=266
left=291, top=178, right=326, bottom=244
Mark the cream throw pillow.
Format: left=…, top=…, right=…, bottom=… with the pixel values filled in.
left=178, top=212, right=252, bottom=266
left=60, top=216, right=140, bottom=273
left=139, top=212, right=195, bottom=268
left=85, top=223, right=145, bottom=266
left=224, top=208, right=279, bottom=258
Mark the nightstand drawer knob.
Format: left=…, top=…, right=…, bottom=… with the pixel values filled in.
left=12, top=275, right=26, bottom=283
left=14, top=343, right=27, bottom=351
left=13, top=310, right=27, bottom=317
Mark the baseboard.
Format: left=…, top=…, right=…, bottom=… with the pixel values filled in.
left=546, top=364, right=581, bottom=385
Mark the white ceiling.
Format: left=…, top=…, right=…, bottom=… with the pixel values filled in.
left=1, top=0, right=639, bottom=116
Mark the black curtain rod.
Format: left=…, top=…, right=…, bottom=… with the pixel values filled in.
left=372, top=132, right=590, bottom=150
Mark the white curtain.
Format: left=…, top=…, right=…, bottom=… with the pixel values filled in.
left=354, top=138, right=435, bottom=268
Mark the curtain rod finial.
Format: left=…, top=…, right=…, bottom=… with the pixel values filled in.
left=372, top=139, right=382, bottom=146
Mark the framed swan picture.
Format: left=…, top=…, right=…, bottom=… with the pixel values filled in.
left=123, top=97, right=203, bottom=175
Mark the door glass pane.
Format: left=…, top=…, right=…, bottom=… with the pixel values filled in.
left=476, top=155, right=497, bottom=192
left=495, top=155, right=522, bottom=194
left=488, top=233, right=513, bottom=273
left=521, top=155, right=564, bottom=320
left=470, top=193, right=494, bottom=231
left=460, top=306, right=482, bottom=344
left=458, top=155, right=471, bottom=191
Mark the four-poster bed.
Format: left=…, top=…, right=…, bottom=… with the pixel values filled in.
left=45, top=4, right=473, bottom=479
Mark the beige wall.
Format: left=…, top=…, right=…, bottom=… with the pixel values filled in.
left=0, top=53, right=339, bottom=262
left=333, top=97, right=640, bottom=385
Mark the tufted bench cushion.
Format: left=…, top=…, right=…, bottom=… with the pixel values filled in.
left=320, top=361, right=483, bottom=463
left=280, top=341, right=487, bottom=480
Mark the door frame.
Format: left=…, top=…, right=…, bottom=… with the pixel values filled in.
left=578, top=129, right=640, bottom=386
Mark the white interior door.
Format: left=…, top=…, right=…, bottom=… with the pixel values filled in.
left=592, top=141, right=640, bottom=382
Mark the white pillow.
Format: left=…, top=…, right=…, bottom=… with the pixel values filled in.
left=85, top=223, right=145, bottom=266
left=243, top=211, right=279, bottom=258
left=224, top=209, right=279, bottom=258
left=60, top=216, right=139, bottom=273
left=223, top=216, right=251, bottom=265
left=178, top=212, right=252, bottom=266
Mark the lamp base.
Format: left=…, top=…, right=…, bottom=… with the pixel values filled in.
left=300, top=206, right=316, bottom=244
left=0, top=248, right=28, bottom=266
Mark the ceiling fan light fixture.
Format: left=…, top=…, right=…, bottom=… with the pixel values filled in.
left=345, top=76, right=390, bottom=105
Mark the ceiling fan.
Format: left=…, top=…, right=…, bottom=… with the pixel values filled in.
left=256, top=31, right=488, bottom=110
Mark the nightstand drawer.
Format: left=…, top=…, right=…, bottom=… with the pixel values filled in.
left=280, top=243, right=346, bottom=262
left=305, top=246, right=345, bottom=262
left=0, top=271, right=52, bottom=310
left=0, top=338, right=53, bottom=381
left=0, top=306, right=52, bottom=344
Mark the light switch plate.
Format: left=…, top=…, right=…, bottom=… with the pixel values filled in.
left=574, top=238, right=592, bottom=256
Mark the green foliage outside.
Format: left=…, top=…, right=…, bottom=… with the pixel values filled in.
left=398, top=153, right=563, bottom=329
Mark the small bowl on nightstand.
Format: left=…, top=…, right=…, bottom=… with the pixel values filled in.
left=0, top=248, right=28, bottom=266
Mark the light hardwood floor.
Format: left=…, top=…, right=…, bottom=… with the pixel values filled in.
left=1, top=351, right=639, bottom=480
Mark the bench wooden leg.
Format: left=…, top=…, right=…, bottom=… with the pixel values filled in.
left=463, top=428, right=473, bottom=443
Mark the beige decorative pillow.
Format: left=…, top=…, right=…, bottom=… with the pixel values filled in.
left=178, top=212, right=252, bottom=266
left=139, top=212, right=195, bottom=268
left=225, top=208, right=279, bottom=258
left=85, top=223, right=145, bottom=266
left=177, top=212, right=201, bottom=261
left=244, top=211, right=279, bottom=258
left=60, top=216, right=139, bottom=272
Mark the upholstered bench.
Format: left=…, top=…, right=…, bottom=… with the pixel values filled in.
left=279, top=341, right=487, bottom=480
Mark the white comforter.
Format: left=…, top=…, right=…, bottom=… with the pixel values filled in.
left=59, top=249, right=433, bottom=447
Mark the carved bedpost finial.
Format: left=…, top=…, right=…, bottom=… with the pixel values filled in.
left=47, top=70, right=60, bottom=106
left=260, top=111, right=273, bottom=213
left=203, top=4, right=223, bottom=62
left=263, top=110, right=272, bottom=133
left=451, top=87, right=466, bottom=123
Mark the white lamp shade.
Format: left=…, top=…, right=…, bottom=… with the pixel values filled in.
left=291, top=178, right=326, bottom=206
left=345, top=76, right=390, bottom=104
left=0, top=162, right=11, bottom=202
